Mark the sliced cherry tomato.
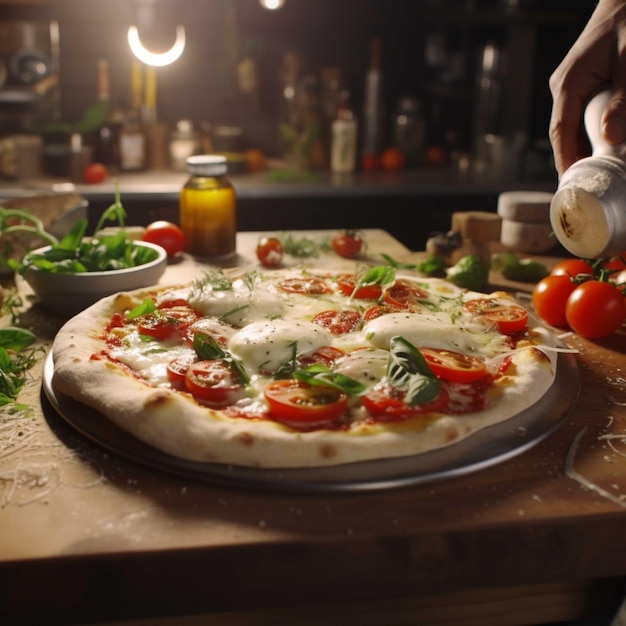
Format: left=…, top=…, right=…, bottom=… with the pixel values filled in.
left=565, top=280, right=626, bottom=339
left=336, top=274, right=383, bottom=299
left=142, top=221, right=185, bottom=258
left=363, top=382, right=449, bottom=420
left=256, top=236, right=284, bottom=267
left=297, top=346, right=346, bottom=368
left=383, top=279, right=428, bottom=309
left=419, top=348, right=487, bottom=383
left=550, top=258, right=594, bottom=278
left=362, top=303, right=403, bottom=322
left=184, top=360, right=245, bottom=407
left=277, top=276, right=333, bottom=295
left=264, top=379, right=347, bottom=425
left=167, top=353, right=197, bottom=386
left=532, top=274, right=577, bottom=328
left=311, top=309, right=362, bottom=335
left=83, top=162, right=108, bottom=184
left=464, top=298, right=529, bottom=334
left=332, top=230, right=363, bottom=259
left=136, top=306, right=200, bottom=340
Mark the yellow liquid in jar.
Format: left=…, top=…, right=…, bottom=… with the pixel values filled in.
left=179, top=177, right=236, bottom=258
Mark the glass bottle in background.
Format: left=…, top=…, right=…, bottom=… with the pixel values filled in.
left=331, top=90, right=358, bottom=174
left=92, top=59, right=117, bottom=167
left=118, top=61, right=147, bottom=171
left=392, top=97, right=425, bottom=168
left=361, top=37, right=385, bottom=168
left=179, top=155, right=237, bottom=261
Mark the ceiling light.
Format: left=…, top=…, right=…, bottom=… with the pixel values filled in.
left=127, top=24, right=186, bottom=67
left=259, top=0, right=285, bottom=10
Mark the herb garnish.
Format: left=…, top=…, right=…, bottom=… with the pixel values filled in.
left=294, top=364, right=366, bottom=395
left=15, top=186, right=158, bottom=274
left=0, top=327, right=45, bottom=410
left=193, top=333, right=250, bottom=385
left=388, top=336, right=440, bottom=405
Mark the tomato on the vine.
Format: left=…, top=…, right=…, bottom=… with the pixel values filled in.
left=256, top=236, right=284, bottom=267
left=550, top=259, right=594, bottom=278
left=565, top=280, right=626, bottom=339
left=532, top=274, right=577, bottom=328
left=142, top=221, right=185, bottom=258
left=332, top=230, right=363, bottom=259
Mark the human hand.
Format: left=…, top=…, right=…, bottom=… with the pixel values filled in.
left=549, top=0, right=626, bottom=176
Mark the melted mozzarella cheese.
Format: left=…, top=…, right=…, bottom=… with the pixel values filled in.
left=364, top=311, right=507, bottom=355
left=228, top=318, right=332, bottom=374
left=109, top=332, right=194, bottom=386
left=334, top=348, right=389, bottom=388
left=188, top=276, right=285, bottom=325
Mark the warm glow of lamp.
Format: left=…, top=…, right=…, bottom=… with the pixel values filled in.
left=127, top=24, right=186, bottom=67
left=259, top=0, right=285, bottom=10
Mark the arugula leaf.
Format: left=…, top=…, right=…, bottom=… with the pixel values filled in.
left=387, top=336, right=440, bottom=405
left=0, top=327, right=37, bottom=351
left=193, top=333, right=250, bottom=385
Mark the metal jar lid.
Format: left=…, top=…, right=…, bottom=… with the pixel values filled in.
left=186, top=154, right=227, bottom=176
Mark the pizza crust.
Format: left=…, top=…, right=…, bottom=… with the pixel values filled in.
left=52, top=276, right=558, bottom=469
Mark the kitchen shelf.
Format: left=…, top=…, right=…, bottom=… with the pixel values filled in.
left=0, top=73, right=58, bottom=104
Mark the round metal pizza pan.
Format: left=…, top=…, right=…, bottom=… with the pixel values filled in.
left=41, top=350, right=580, bottom=493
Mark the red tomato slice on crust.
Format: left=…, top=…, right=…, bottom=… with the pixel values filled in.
left=464, top=298, right=528, bottom=334
left=419, top=348, right=487, bottom=383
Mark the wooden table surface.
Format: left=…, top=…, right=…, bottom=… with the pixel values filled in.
left=1, top=230, right=626, bottom=626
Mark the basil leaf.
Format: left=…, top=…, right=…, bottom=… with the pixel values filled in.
left=0, top=327, right=37, bottom=351
left=294, top=363, right=366, bottom=395
left=388, top=336, right=440, bottom=406
left=127, top=298, right=157, bottom=320
left=193, top=333, right=250, bottom=385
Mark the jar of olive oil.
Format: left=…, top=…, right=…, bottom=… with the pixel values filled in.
left=179, top=155, right=237, bottom=260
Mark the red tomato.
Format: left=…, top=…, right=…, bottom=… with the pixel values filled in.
left=256, top=236, right=284, bottom=267
left=332, top=231, right=363, bottom=259
left=464, top=298, right=529, bottom=334
left=383, top=280, right=428, bottom=309
left=363, top=382, right=449, bottom=420
left=142, top=221, right=185, bottom=258
left=277, top=276, right=332, bottom=295
left=419, top=348, right=487, bottom=384
left=83, top=162, right=108, bottom=184
left=166, top=353, right=197, bottom=386
left=532, top=275, right=577, bottom=328
left=362, top=303, right=403, bottom=321
left=311, top=309, right=362, bottom=335
left=565, top=280, right=626, bottom=339
left=550, top=259, right=594, bottom=278
left=184, top=360, right=245, bottom=407
left=336, top=274, right=382, bottom=299
left=361, top=153, right=380, bottom=172
left=136, top=306, right=200, bottom=340
left=297, top=346, right=346, bottom=368
left=264, top=379, right=347, bottom=425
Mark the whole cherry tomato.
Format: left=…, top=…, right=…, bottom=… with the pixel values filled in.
left=142, top=221, right=185, bottom=258
left=532, top=274, right=577, bottom=328
left=83, top=162, right=108, bottom=184
left=565, top=280, right=626, bottom=339
left=332, top=230, right=363, bottom=259
left=550, top=259, right=594, bottom=278
left=256, top=236, right=284, bottom=267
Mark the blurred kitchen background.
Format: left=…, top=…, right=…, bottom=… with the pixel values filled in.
left=0, top=0, right=591, bottom=174
left=0, top=0, right=593, bottom=249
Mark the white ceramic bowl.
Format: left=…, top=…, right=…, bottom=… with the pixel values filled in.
left=23, top=240, right=168, bottom=317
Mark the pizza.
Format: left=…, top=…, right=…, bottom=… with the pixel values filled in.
left=51, top=265, right=559, bottom=468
